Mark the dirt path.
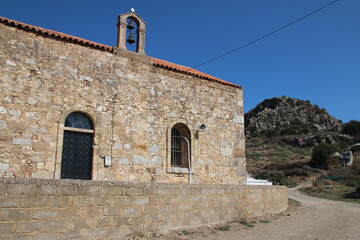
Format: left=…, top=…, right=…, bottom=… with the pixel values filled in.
left=158, top=188, right=360, bottom=240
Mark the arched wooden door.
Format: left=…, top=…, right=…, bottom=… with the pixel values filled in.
left=61, top=112, right=93, bottom=180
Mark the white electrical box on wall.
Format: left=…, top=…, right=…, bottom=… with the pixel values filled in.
left=105, top=156, right=111, bottom=166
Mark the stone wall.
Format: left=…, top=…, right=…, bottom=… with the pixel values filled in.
left=0, top=178, right=288, bottom=239
left=0, top=22, right=245, bottom=184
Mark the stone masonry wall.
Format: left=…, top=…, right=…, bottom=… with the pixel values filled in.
left=0, top=178, right=288, bottom=239
left=0, top=23, right=245, bottom=184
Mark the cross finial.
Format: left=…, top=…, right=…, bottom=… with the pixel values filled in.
left=131, top=8, right=135, bottom=12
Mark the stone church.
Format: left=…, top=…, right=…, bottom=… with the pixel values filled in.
left=0, top=12, right=246, bottom=184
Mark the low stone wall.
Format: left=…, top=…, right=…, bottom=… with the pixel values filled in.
left=0, top=178, right=287, bottom=239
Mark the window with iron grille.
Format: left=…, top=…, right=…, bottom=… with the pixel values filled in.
left=171, top=123, right=191, bottom=168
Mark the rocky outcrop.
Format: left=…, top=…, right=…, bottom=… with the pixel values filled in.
left=333, top=151, right=353, bottom=167
left=245, top=97, right=342, bottom=135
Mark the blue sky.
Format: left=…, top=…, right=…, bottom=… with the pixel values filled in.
left=1, top=0, right=359, bottom=123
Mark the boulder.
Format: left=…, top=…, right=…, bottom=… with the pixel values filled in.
left=325, top=135, right=336, bottom=145
left=342, top=151, right=353, bottom=167
left=294, top=137, right=304, bottom=147
left=350, top=143, right=360, bottom=152
left=312, top=124, right=325, bottom=132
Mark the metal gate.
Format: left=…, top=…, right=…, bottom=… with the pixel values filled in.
left=61, top=130, right=93, bottom=179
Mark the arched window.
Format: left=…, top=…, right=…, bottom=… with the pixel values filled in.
left=61, top=112, right=94, bottom=180
left=65, top=112, right=93, bottom=129
left=171, top=123, right=191, bottom=168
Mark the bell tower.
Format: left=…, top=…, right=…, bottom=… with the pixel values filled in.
left=117, top=10, right=147, bottom=55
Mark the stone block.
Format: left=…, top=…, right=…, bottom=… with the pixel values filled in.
left=143, top=187, right=158, bottom=196
left=70, top=218, right=93, bottom=229
left=32, top=209, right=58, bottom=220
left=165, top=196, right=178, bottom=204
left=0, top=222, right=15, bottom=235
left=124, top=207, right=141, bottom=216
left=157, top=189, right=169, bottom=195
left=1, top=209, right=31, bottom=221
left=5, top=184, right=36, bottom=195
left=158, top=222, right=168, bottom=231
left=64, top=185, right=86, bottom=196
left=46, top=220, right=74, bottom=231
left=49, top=196, right=71, bottom=208
left=86, top=186, right=107, bottom=196
left=201, top=188, right=210, bottom=195
left=181, top=188, right=191, bottom=195
left=12, top=138, right=32, bottom=145
left=95, top=218, right=113, bottom=228
left=104, top=207, right=123, bottom=217
left=113, top=217, right=133, bottom=226
left=36, top=185, right=62, bottom=195
left=134, top=216, right=146, bottom=225
left=86, top=207, right=103, bottom=218
left=60, top=230, right=83, bottom=240
left=105, top=186, right=126, bottom=196
left=112, top=196, right=133, bottom=206
left=32, top=142, right=49, bottom=152
left=135, top=196, right=150, bottom=206
left=2, top=234, right=30, bottom=240
left=58, top=208, right=85, bottom=219
left=95, top=197, right=112, bottom=206
left=0, top=196, right=20, bottom=208
left=132, top=155, right=150, bottom=165
left=73, top=196, right=95, bottom=207
left=168, top=204, right=179, bottom=213
left=85, top=229, right=106, bottom=239
left=142, top=205, right=156, bottom=215
left=192, top=188, right=201, bottom=195
left=126, top=187, right=144, bottom=196
left=16, top=220, right=47, bottom=233
left=156, top=205, right=169, bottom=214
left=107, top=228, right=126, bottom=238
left=0, top=162, right=10, bottom=171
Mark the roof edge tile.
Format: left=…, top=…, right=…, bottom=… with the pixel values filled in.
left=151, top=57, right=242, bottom=89
left=0, top=16, right=114, bottom=53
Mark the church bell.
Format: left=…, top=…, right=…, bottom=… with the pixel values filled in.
left=127, top=32, right=135, bottom=45
left=127, top=20, right=135, bottom=31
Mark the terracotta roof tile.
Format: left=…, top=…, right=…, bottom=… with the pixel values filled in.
left=151, top=57, right=242, bottom=89
left=0, top=16, right=114, bottom=52
left=0, top=16, right=242, bottom=89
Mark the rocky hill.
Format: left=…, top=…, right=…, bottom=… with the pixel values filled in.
left=245, top=96, right=342, bottom=136
left=245, top=96, right=360, bottom=191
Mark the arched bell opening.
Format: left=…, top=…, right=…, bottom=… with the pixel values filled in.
left=125, top=17, right=139, bottom=52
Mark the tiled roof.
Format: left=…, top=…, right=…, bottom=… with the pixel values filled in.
left=0, top=16, right=242, bottom=89
left=151, top=57, right=242, bottom=89
left=0, top=17, right=114, bottom=52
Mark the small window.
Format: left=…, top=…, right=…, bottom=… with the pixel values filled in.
left=171, top=123, right=191, bottom=168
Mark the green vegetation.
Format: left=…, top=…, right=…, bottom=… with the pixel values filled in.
left=260, top=220, right=271, bottom=224
left=288, top=198, right=301, bottom=207
left=240, top=221, right=254, bottom=228
left=218, top=225, right=231, bottom=231
left=181, top=230, right=190, bottom=235
left=246, top=151, right=262, bottom=160
left=342, top=120, right=360, bottom=140
left=310, top=143, right=341, bottom=169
